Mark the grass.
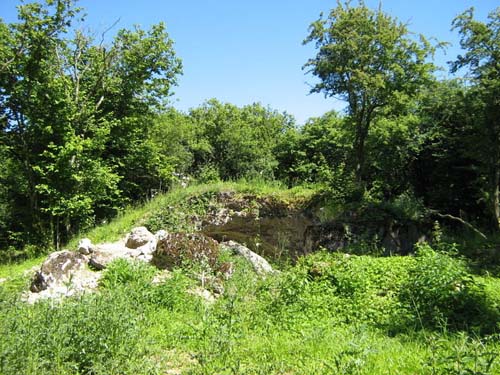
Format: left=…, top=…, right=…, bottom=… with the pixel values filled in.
left=0, top=255, right=45, bottom=279
left=1, top=247, right=499, bottom=374
left=1, top=181, right=499, bottom=374
left=67, top=179, right=318, bottom=249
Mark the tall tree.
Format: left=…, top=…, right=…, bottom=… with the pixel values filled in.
left=0, top=0, right=182, bottom=249
left=451, top=7, right=500, bottom=231
left=303, top=1, right=435, bottom=185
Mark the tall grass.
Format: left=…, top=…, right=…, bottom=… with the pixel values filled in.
left=1, top=248, right=499, bottom=374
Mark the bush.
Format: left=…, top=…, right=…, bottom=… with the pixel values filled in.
left=260, top=251, right=413, bottom=330
left=152, top=232, right=220, bottom=271
left=400, top=244, right=493, bottom=331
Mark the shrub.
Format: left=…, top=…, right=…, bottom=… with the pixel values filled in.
left=152, top=232, right=220, bottom=271
left=0, top=291, right=153, bottom=375
left=400, top=244, right=492, bottom=331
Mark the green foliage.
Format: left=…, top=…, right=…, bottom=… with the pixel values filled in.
left=275, top=111, right=351, bottom=184
left=0, top=0, right=182, bottom=251
left=0, top=291, right=154, bottom=375
left=424, top=332, right=499, bottom=375
left=450, top=7, right=500, bottom=231
left=414, top=79, right=492, bottom=230
left=100, top=258, right=156, bottom=289
left=1, top=241, right=500, bottom=374
left=187, top=99, right=295, bottom=181
left=401, top=244, right=495, bottom=332
left=304, top=0, right=435, bottom=183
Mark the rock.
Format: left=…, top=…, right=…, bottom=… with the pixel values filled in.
left=30, top=250, right=88, bottom=293
left=89, top=249, right=123, bottom=270
left=78, top=238, right=94, bottom=254
left=88, top=237, right=156, bottom=270
left=125, top=226, right=155, bottom=249
left=152, top=270, right=173, bottom=285
left=89, top=241, right=134, bottom=270
left=136, top=237, right=157, bottom=256
left=221, top=240, right=275, bottom=275
left=24, top=269, right=101, bottom=304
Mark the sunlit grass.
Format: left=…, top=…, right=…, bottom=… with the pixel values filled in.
left=67, top=179, right=319, bottom=248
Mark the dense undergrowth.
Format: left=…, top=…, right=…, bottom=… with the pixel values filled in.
left=1, top=249, right=499, bottom=374
left=1, top=182, right=499, bottom=374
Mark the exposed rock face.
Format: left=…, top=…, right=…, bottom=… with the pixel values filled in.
left=30, top=250, right=88, bottom=293
left=25, top=268, right=101, bottom=304
left=126, top=226, right=155, bottom=249
left=202, top=192, right=432, bottom=258
left=304, top=219, right=430, bottom=255
left=221, top=240, right=275, bottom=275
left=78, top=238, right=94, bottom=255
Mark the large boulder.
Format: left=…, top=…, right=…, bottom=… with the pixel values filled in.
left=30, top=250, right=88, bottom=293
left=89, top=241, right=139, bottom=270
left=89, top=249, right=127, bottom=270
left=125, top=226, right=155, bottom=249
left=221, top=240, right=275, bottom=275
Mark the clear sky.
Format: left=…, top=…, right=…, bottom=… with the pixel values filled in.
left=0, top=0, right=498, bottom=124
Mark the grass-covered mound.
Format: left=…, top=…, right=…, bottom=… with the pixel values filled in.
left=65, top=180, right=316, bottom=248
left=0, top=182, right=499, bottom=374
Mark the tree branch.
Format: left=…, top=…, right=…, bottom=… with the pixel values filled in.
left=429, top=209, right=487, bottom=240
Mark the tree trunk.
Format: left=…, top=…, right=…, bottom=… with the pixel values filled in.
left=488, top=165, right=500, bottom=232
left=354, top=119, right=370, bottom=186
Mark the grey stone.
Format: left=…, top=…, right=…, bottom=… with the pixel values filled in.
left=221, top=240, right=275, bottom=275
left=30, top=250, right=88, bottom=293
left=125, top=226, right=155, bottom=249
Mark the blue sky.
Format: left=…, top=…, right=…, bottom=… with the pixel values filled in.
left=1, top=0, right=498, bottom=124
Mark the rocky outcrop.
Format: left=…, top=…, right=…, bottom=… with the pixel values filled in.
left=25, top=224, right=275, bottom=304
left=27, top=227, right=161, bottom=303
left=88, top=243, right=131, bottom=270
left=221, top=240, right=275, bottom=275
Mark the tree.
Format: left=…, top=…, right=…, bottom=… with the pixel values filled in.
left=0, top=0, right=182, bottom=249
left=303, top=1, right=435, bottom=185
left=275, top=111, right=352, bottom=186
left=188, top=99, right=294, bottom=181
left=412, top=80, right=482, bottom=222
left=451, top=7, right=500, bottom=231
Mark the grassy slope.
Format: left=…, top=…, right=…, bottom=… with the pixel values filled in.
left=1, top=181, right=499, bottom=374
left=69, top=179, right=316, bottom=247
left=2, top=180, right=314, bottom=285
